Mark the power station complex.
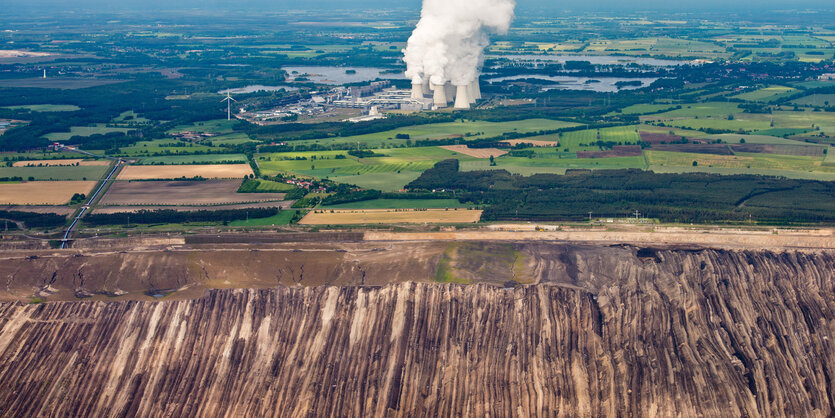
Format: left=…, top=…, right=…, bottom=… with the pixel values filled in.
left=410, top=79, right=482, bottom=109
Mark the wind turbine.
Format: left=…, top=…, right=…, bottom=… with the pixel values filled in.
left=221, top=89, right=236, bottom=120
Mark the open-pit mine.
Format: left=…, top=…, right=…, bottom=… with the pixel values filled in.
left=0, top=231, right=834, bottom=416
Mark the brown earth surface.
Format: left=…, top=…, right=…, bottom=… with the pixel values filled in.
left=98, top=180, right=285, bottom=206
left=117, top=164, right=253, bottom=180
left=0, top=240, right=833, bottom=416
left=577, top=145, right=643, bottom=158
left=440, top=145, right=508, bottom=158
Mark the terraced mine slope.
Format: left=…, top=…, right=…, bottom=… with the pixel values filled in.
left=0, top=245, right=833, bottom=416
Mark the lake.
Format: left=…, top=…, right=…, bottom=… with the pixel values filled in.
left=283, top=66, right=405, bottom=85
left=488, top=54, right=688, bottom=67
left=219, top=85, right=299, bottom=94
left=485, top=75, right=659, bottom=92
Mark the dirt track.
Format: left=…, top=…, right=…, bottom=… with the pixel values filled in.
left=365, top=228, right=835, bottom=250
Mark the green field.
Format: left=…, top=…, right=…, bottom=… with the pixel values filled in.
left=119, top=139, right=216, bottom=156
left=791, top=94, right=835, bottom=107
left=241, top=179, right=296, bottom=192
left=44, top=125, right=135, bottom=141
left=328, top=172, right=424, bottom=192
left=323, top=198, right=467, bottom=209
left=610, top=104, right=678, bottom=115
left=646, top=150, right=832, bottom=173
left=0, top=165, right=108, bottom=180
left=138, top=154, right=247, bottom=165
left=258, top=146, right=469, bottom=177
left=558, top=126, right=642, bottom=152
left=168, top=119, right=241, bottom=134
left=644, top=102, right=742, bottom=119
left=290, top=119, right=580, bottom=149
left=3, top=104, right=81, bottom=112
left=112, top=110, right=151, bottom=124
left=228, top=210, right=296, bottom=226
left=732, top=85, right=798, bottom=102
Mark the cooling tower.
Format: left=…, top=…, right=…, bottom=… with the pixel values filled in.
left=454, top=85, right=471, bottom=109
left=432, top=82, right=448, bottom=107
left=470, top=79, right=482, bottom=100
left=411, top=82, right=425, bottom=99
left=444, top=83, right=455, bottom=103
left=422, top=81, right=431, bottom=96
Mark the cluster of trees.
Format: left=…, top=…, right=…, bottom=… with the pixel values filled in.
left=83, top=207, right=280, bottom=226
left=406, top=160, right=835, bottom=225
left=0, top=210, right=67, bottom=229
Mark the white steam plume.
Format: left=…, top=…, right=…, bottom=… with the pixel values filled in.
left=403, top=0, right=515, bottom=87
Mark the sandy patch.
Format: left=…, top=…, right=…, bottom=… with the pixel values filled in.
left=439, top=145, right=508, bottom=159
left=117, top=164, right=253, bottom=180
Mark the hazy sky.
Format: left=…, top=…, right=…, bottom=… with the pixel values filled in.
left=3, top=0, right=833, bottom=13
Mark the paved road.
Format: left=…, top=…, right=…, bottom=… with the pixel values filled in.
left=60, top=160, right=123, bottom=249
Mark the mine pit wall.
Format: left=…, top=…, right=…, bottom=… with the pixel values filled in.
left=0, top=247, right=834, bottom=416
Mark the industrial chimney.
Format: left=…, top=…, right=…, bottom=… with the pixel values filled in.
left=454, top=85, right=471, bottom=109
left=431, top=82, right=448, bottom=107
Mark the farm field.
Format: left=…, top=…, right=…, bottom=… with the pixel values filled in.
left=648, top=165, right=835, bottom=181
left=118, top=139, right=216, bottom=156
left=43, top=125, right=134, bottom=141
left=610, top=104, right=678, bottom=115
left=501, top=139, right=559, bottom=147
left=469, top=155, right=648, bottom=172
left=439, top=145, right=508, bottom=158
left=646, top=150, right=833, bottom=173
left=732, top=86, right=798, bottom=102
left=168, top=119, right=240, bottom=134
left=0, top=181, right=96, bottom=205
left=0, top=78, right=125, bottom=89
left=323, top=199, right=467, bottom=209
left=791, top=94, right=835, bottom=106
left=298, top=208, right=482, bottom=225
left=228, top=210, right=297, bottom=226
left=642, top=102, right=742, bottom=120
left=0, top=165, right=109, bottom=180
left=290, top=119, right=580, bottom=149
left=558, top=126, right=642, bottom=152
left=137, top=154, right=247, bottom=165
left=328, top=172, right=424, bottom=192
left=2, top=104, right=81, bottom=112
left=240, top=179, right=296, bottom=192
left=258, top=146, right=469, bottom=183
left=12, top=159, right=108, bottom=167
left=99, top=180, right=286, bottom=206
left=117, top=164, right=253, bottom=180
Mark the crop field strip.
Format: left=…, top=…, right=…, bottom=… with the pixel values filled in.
left=117, top=164, right=253, bottom=180
left=299, top=208, right=483, bottom=224
left=0, top=165, right=110, bottom=181
left=99, top=180, right=287, bottom=206
left=12, top=159, right=109, bottom=167
left=0, top=181, right=97, bottom=205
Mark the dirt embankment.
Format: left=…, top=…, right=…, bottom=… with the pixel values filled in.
left=0, top=245, right=833, bottom=416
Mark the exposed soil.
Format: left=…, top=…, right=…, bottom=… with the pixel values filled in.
left=0, top=241, right=833, bottom=416
left=99, top=180, right=286, bottom=206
